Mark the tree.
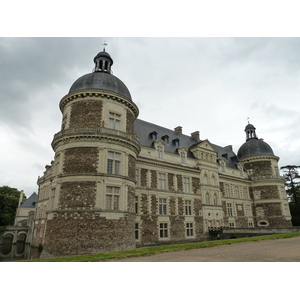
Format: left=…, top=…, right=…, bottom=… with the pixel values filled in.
left=0, top=186, right=26, bottom=226
left=280, top=165, right=300, bottom=204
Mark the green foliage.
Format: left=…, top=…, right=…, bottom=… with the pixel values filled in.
left=281, top=165, right=300, bottom=204
left=0, top=186, right=26, bottom=226
left=25, top=232, right=300, bottom=262
left=289, top=203, right=300, bottom=226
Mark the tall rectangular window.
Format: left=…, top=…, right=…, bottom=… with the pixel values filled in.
left=158, top=173, right=166, bottom=190
left=235, top=186, right=240, bottom=198
left=157, top=146, right=163, bottom=158
left=159, top=223, right=168, bottom=238
left=225, top=184, right=230, bottom=197
left=185, top=200, right=192, bottom=215
left=227, top=203, right=233, bottom=216
left=135, top=223, right=139, bottom=240
left=135, top=196, right=139, bottom=214
left=183, top=177, right=190, bottom=193
left=159, top=198, right=167, bottom=215
left=186, top=223, right=194, bottom=237
left=106, top=186, right=120, bottom=210
left=109, top=112, right=121, bottom=130
left=107, top=151, right=121, bottom=175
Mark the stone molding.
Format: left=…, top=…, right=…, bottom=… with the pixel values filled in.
left=59, top=90, right=139, bottom=118
left=51, top=127, right=141, bottom=154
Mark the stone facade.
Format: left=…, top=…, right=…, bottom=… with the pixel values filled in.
left=8, top=49, right=293, bottom=260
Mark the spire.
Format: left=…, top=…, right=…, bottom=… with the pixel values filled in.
left=244, top=123, right=258, bottom=141
left=93, top=45, right=113, bottom=73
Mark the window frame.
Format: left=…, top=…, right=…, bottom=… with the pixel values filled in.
left=158, top=198, right=168, bottom=215
left=108, top=112, right=121, bottom=130
left=106, top=186, right=120, bottom=210
left=107, top=151, right=121, bottom=175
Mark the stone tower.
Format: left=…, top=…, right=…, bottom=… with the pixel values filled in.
left=33, top=49, right=140, bottom=258
left=237, top=123, right=292, bottom=227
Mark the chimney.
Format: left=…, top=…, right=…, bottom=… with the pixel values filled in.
left=174, top=126, right=182, bottom=135
left=191, top=131, right=200, bottom=142
left=224, top=145, right=233, bottom=151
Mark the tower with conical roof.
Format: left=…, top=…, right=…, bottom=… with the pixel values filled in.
left=32, top=49, right=140, bottom=258
left=237, top=124, right=291, bottom=228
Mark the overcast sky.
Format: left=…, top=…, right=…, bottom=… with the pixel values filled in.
left=1, top=37, right=300, bottom=197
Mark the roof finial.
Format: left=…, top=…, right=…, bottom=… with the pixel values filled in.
left=102, top=41, right=107, bottom=52
left=247, top=117, right=250, bottom=124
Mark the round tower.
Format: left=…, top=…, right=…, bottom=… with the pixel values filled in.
left=237, top=124, right=291, bottom=227
left=35, top=49, right=140, bottom=257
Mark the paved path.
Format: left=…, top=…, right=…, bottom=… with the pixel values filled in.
left=105, top=236, right=300, bottom=262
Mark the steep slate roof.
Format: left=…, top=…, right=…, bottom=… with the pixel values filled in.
left=20, top=192, right=37, bottom=207
left=134, top=119, right=239, bottom=169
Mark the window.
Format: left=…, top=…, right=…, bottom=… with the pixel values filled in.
left=183, top=177, right=190, bottom=193
left=213, top=194, right=218, bottom=205
left=106, top=186, right=120, bottom=210
left=135, top=196, right=139, bottom=214
left=205, top=193, right=210, bottom=205
left=109, top=112, right=121, bottom=130
left=158, top=173, right=166, bottom=190
left=135, top=169, right=139, bottom=185
left=185, top=200, right=192, bottom=215
left=227, top=203, right=233, bottom=216
left=186, top=223, right=194, bottom=237
left=107, top=151, right=121, bottom=175
left=225, top=184, right=230, bottom=197
left=229, top=222, right=235, bottom=228
left=235, top=186, right=240, bottom=198
left=180, top=152, right=186, bottom=164
left=159, top=198, right=167, bottom=215
left=135, top=223, right=139, bottom=240
left=203, top=174, right=208, bottom=184
left=159, top=223, right=168, bottom=238
left=173, top=138, right=180, bottom=147
left=211, top=176, right=215, bottom=185
left=157, top=145, right=163, bottom=158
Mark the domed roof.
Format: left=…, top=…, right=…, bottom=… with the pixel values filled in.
left=94, top=51, right=113, bottom=64
left=245, top=123, right=255, bottom=130
left=237, top=123, right=275, bottom=160
left=237, top=138, right=274, bottom=160
left=69, top=72, right=132, bottom=100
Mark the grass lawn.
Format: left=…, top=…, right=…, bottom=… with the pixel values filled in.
left=23, top=232, right=300, bottom=262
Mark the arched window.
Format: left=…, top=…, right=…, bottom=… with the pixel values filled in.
left=211, top=176, right=215, bottom=185
left=1, top=234, right=13, bottom=255
left=16, top=233, right=27, bottom=254
left=205, top=193, right=210, bottom=205
left=203, top=174, right=208, bottom=184
left=213, top=194, right=218, bottom=205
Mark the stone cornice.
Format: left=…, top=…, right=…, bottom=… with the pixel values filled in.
left=51, top=127, right=141, bottom=154
left=239, top=155, right=280, bottom=163
left=136, top=157, right=201, bottom=174
left=59, top=89, right=139, bottom=118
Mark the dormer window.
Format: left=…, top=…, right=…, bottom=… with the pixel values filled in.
left=150, top=131, right=158, bottom=140
left=173, top=138, right=180, bottom=147
left=154, top=139, right=165, bottom=159
left=178, top=146, right=188, bottom=164
left=161, top=135, right=169, bottom=143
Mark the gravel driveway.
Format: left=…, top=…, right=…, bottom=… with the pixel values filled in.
left=104, top=236, right=300, bottom=262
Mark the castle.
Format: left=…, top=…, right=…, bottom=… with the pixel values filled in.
left=0, top=48, right=293, bottom=259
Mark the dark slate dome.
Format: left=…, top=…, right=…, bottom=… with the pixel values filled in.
left=237, top=138, right=274, bottom=160
left=69, top=72, right=132, bottom=101
left=69, top=49, right=132, bottom=101
left=237, top=123, right=274, bottom=160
